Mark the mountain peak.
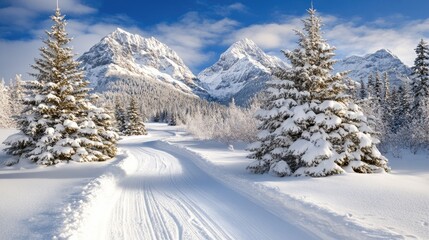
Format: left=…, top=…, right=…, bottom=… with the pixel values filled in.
left=198, top=39, right=288, bottom=105
left=78, top=30, right=207, bottom=97
left=367, top=49, right=399, bottom=60
left=334, top=49, right=411, bottom=86
left=224, top=38, right=262, bottom=58
left=232, top=38, right=258, bottom=48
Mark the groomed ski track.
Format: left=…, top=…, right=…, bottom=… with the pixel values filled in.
left=85, top=132, right=314, bottom=240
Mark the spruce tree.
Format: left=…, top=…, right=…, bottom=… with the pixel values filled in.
left=3, top=6, right=117, bottom=165
left=374, top=72, right=383, bottom=104
left=383, top=72, right=390, bottom=102
left=248, top=8, right=389, bottom=177
left=0, top=80, right=13, bottom=128
left=367, top=74, right=375, bottom=97
left=124, top=97, right=147, bottom=136
left=411, top=39, right=429, bottom=115
left=114, top=100, right=127, bottom=135
left=9, top=74, right=25, bottom=121
left=247, top=69, right=298, bottom=176
left=359, top=79, right=366, bottom=100
left=79, top=95, right=118, bottom=161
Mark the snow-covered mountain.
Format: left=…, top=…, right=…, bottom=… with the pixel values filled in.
left=78, top=28, right=207, bottom=97
left=334, top=49, right=412, bottom=86
left=198, top=39, right=288, bottom=106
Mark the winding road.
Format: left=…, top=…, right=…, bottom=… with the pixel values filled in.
left=88, top=134, right=315, bottom=240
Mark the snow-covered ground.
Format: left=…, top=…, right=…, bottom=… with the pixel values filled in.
left=0, top=124, right=428, bottom=239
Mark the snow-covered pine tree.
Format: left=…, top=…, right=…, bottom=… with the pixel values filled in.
left=367, top=74, right=375, bottom=97
left=114, top=99, right=127, bottom=135
left=248, top=7, right=389, bottom=177
left=383, top=72, right=390, bottom=103
left=410, top=97, right=429, bottom=152
left=168, top=114, right=178, bottom=126
left=78, top=94, right=119, bottom=161
left=3, top=7, right=117, bottom=165
left=389, top=87, right=401, bottom=133
left=9, top=74, right=25, bottom=121
left=0, top=79, right=13, bottom=128
left=374, top=72, right=383, bottom=104
left=124, top=97, right=147, bottom=136
left=4, top=7, right=87, bottom=164
left=247, top=68, right=299, bottom=176
left=359, top=79, right=366, bottom=99
left=411, top=39, right=429, bottom=114
left=381, top=72, right=392, bottom=134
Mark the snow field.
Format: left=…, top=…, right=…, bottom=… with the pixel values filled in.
left=1, top=125, right=428, bottom=239
left=0, top=129, right=114, bottom=239
left=163, top=124, right=429, bottom=239
left=54, top=149, right=138, bottom=239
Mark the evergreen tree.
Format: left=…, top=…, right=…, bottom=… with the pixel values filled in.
left=374, top=72, right=383, bottom=104
left=411, top=39, right=429, bottom=115
left=0, top=79, right=13, bottom=128
left=124, top=97, right=147, bottom=136
left=114, top=100, right=127, bottom=135
left=247, top=69, right=298, bottom=176
left=367, top=74, right=375, bottom=97
left=410, top=98, right=429, bottom=152
left=9, top=74, right=25, bottom=122
left=382, top=72, right=392, bottom=133
left=79, top=95, right=119, bottom=161
left=248, top=8, right=389, bottom=177
left=389, top=87, right=400, bottom=133
left=169, top=114, right=178, bottom=126
left=383, top=72, right=390, bottom=103
left=359, top=79, right=366, bottom=99
left=3, top=7, right=117, bottom=165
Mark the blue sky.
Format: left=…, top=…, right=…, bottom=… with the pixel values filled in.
left=2, top=0, right=429, bottom=80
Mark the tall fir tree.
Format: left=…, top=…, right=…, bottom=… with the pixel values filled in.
left=383, top=72, right=390, bottom=102
left=3, top=6, right=117, bottom=165
left=382, top=72, right=392, bottom=133
left=374, top=72, right=383, bottom=104
left=359, top=79, right=366, bottom=99
left=247, top=69, right=299, bottom=176
left=124, top=97, right=147, bottom=136
left=367, top=74, right=375, bottom=97
left=248, top=7, right=389, bottom=177
left=79, top=95, right=119, bottom=161
left=0, top=79, right=13, bottom=128
left=411, top=39, right=429, bottom=115
left=114, top=99, right=127, bottom=135
left=9, top=74, right=25, bottom=122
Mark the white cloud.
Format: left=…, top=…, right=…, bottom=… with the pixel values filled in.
left=0, top=21, right=123, bottom=80
left=4, top=5, right=429, bottom=81
left=228, top=15, right=429, bottom=66
left=2, top=0, right=96, bottom=15
left=148, top=12, right=239, bottom=70
left=0, top=0, right=96, bottom=31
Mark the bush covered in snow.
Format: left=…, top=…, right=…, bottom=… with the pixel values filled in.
left=185, top=99, right=259, bottom=144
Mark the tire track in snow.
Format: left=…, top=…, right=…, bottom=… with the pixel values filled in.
left=85, top=139, right=315, bottom=240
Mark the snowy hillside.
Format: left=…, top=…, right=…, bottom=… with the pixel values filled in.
left=198, top=39, right=288, bottom=106
left=78, top=28, right=207, bottom=97
left=1, top=124, right=428, bottom=239
left=334, top=49, right=412, bottom=85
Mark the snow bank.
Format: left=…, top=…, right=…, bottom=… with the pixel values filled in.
left=158, top=140, right=402, bottom=239
left=157, top=122, right=428, bottom=240
left=53, top=149, right=138, bottom=239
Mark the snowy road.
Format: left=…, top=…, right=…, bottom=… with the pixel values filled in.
left=83, top=136, right=315, bottom=240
